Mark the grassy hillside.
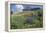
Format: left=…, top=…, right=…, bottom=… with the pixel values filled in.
left=10, top=10, right=43, bottom=29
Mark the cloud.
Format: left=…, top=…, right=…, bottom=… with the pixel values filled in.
left=16, top=5, right=24, bottom=9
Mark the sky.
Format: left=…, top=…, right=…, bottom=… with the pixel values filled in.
left=10, top=4, right=16, bottom=11
left=10, top=4, right=43, bottom=12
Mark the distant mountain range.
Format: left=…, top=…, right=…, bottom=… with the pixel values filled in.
left=23, top=7, right=41, bottom=11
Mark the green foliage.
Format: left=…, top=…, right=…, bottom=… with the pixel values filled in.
left=32, top=10, right=43, bottom=28
left=10, top=10, right=43, bottom=29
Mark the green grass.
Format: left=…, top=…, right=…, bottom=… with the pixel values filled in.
left=10, top=10, right=43, bottom=29
left=10, top=15, right=26, bottom=29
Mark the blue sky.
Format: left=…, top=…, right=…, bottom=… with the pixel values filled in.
left=10, top=4, right=43, bottom=12
left=10, top=4, right=16, bottom=12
